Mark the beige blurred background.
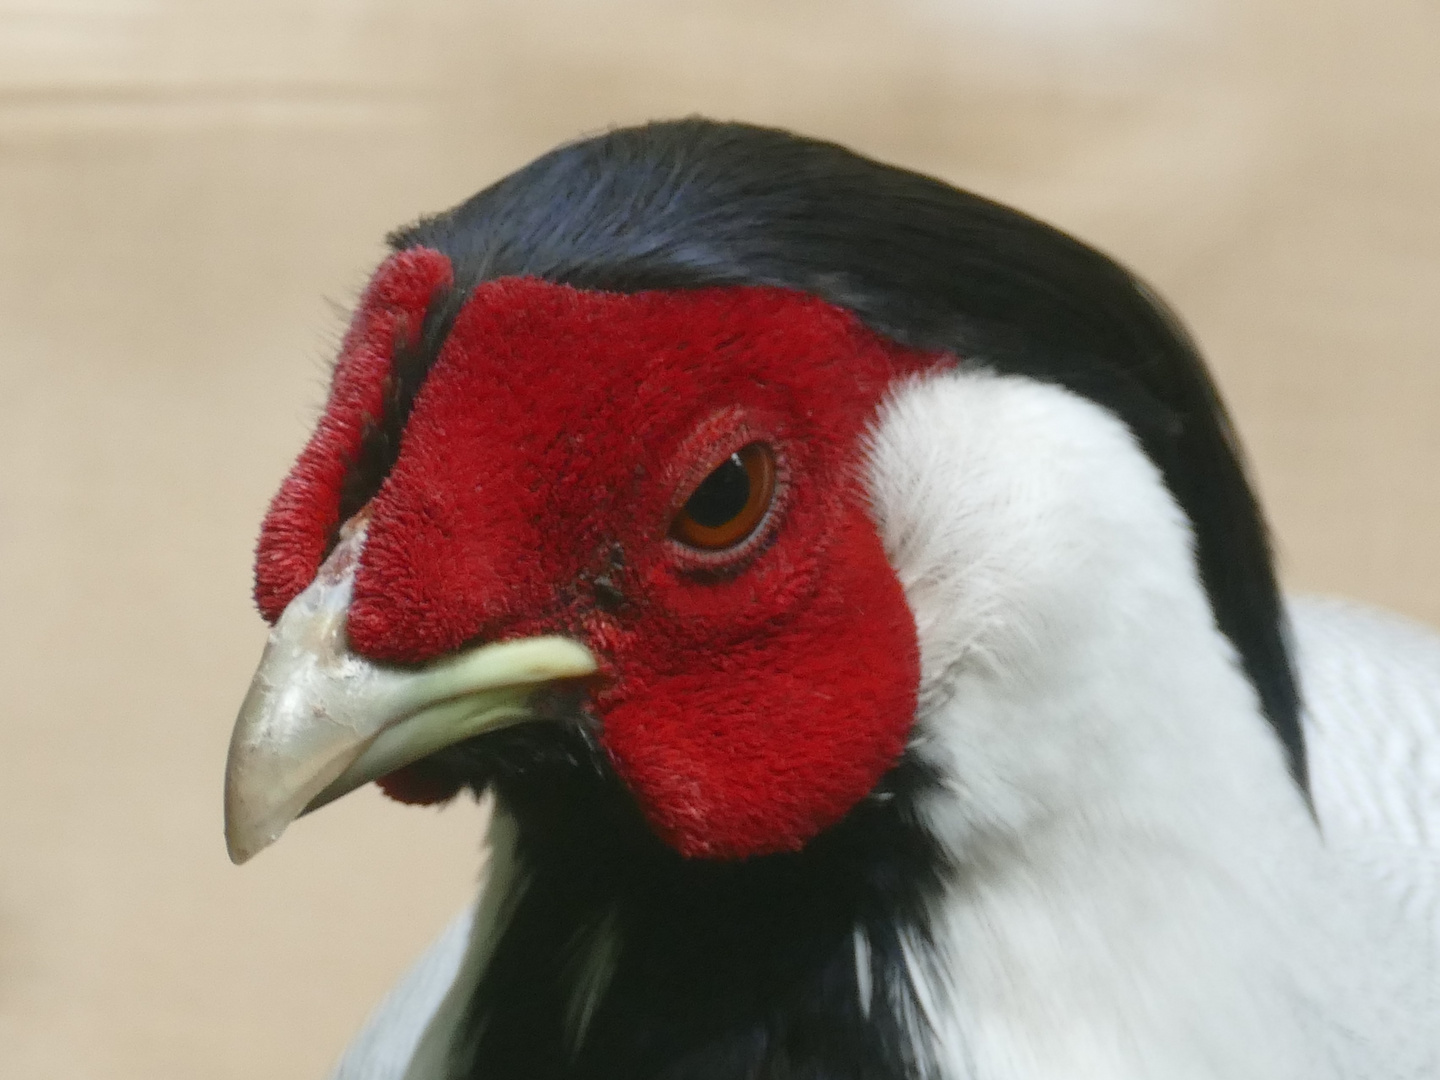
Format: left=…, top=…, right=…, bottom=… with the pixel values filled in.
left=0, top=0, right=1436, bottom=1076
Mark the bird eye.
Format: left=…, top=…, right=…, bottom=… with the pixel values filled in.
left=671, top=443, right=777, bottom=551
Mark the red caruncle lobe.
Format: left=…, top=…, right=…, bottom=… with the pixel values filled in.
left=256, top=250, right=943, bottom=860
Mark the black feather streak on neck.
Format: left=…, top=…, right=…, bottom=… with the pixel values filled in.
left=431, top=722, right=946, bottom=1080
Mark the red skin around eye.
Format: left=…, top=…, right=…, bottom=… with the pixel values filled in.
left=256, top=258, right=944, bottom=859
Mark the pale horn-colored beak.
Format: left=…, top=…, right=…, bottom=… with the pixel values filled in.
left=224, top=521, right=597, bottom=864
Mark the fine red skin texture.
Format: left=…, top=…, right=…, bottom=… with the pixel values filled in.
left=256, top=255, right=943, bottom=859
left=254, top=247, right=453, bottom=623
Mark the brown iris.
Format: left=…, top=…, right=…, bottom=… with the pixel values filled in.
left=671, top=443, right=777, bottom=550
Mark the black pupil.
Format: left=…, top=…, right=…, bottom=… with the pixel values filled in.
left=685, top=454, right=751, bottom=528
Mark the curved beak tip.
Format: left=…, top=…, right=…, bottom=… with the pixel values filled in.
left=221, top=745, right=313, bottom=864
left=223, top=819, right=271, bottom=866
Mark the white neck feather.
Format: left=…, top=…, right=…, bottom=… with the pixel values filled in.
left=864, top=369, right=1427, bottom=1080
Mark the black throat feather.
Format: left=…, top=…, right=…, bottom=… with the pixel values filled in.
left=419, top=711, right=949, bottom=1080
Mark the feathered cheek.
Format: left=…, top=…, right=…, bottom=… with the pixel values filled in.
left=595, top=518, right=921, bottom=859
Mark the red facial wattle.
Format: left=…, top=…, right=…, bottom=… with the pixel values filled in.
left=254, top=248, right=454, bottom=625
left=255, top=251, right=944, bottom=859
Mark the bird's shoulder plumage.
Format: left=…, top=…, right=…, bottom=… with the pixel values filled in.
left=1295, top=597, right=1440, bottom=953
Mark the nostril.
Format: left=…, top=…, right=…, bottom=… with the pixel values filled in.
left=591, top=573, right=626, bottom=612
